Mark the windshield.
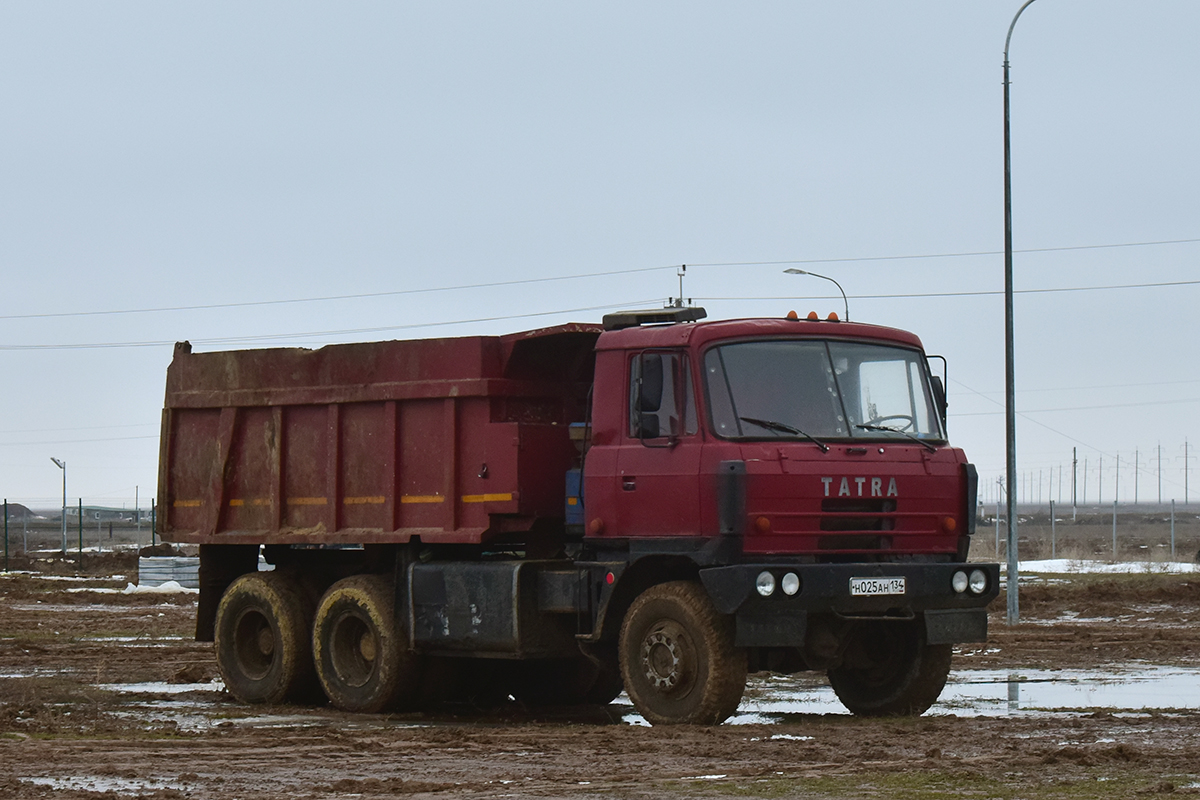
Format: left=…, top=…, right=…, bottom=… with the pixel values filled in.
left=703, top=340, right=945, bottom=441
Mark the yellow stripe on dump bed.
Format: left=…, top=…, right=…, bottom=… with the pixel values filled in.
left=344, top=496, right=386, bottom=505
left=461, top=493, right=513, bottom=503
left=400, top=495, right=444, bottom=504
left=286, top=497, right=328, bottom=506
left=173, top=499, right=202, bottom=508
left=228, top=498, right=270, bottom=507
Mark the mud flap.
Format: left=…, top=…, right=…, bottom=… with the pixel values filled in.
left=924, top=608, right=988, bottom=645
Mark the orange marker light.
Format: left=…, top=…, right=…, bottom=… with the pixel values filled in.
left=827, top=312, right=839, bottom=321
left=786, top=310, right=799, bottom=320
left=806, top=311, right=819, bottom=320
left=943, top=517, right=958, bottom=533
left=755, top=516, right=771, bottom=533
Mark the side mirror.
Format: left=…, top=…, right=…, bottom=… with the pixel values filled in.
left=930, top=375, right=947, bottom=428
left=926, top=355, right=948, bottom=432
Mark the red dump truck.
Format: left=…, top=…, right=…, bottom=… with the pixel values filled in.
left=158, top=306, right=997, bottom=724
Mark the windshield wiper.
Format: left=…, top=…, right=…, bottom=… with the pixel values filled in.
left=739, top=416, right=830, bottom=453
left=856, top=423, right=937, bottom=453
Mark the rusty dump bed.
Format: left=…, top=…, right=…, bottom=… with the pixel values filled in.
left=158, top=324, right=601, bottom=545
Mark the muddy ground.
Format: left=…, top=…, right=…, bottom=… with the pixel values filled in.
left=2, top=531, right=1199, bottom=799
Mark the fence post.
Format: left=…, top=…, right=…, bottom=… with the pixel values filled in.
left=4, top=499, right=8, bottom=573
left=1050, top=499, right=1056, bottom=560
left=995, top=500, right=1001, bottom=558
left=1171, top=499, right=1176, bottom=560
left=77, top=499, right=84, bottom=569
left=1112, top=500, right=1118, bottom=560
left=151, top=499, right=157, bottom=547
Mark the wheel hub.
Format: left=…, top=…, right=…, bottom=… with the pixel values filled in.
left=359, top=631, right=377, bottom=662
left=641, top=627, right=689, bottom=692
left=256, top=626, right=275, bottom=657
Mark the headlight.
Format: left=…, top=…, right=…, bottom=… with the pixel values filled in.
left=755, top=571, right=776, bottom=597
left=969, top=569, right=988, bottom=595
left=781, top=572, right=800, bottom=596
left=951, top=570, right=969, bottom=594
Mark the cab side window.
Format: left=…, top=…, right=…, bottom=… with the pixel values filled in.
left=629, top=351, right=697, bottom=440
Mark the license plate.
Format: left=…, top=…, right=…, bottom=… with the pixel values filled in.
left=849, top=576, right=906, bottom=596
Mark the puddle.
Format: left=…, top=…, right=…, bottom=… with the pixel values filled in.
left=82, top=635, right=186, bottom=643
left=22, top=775, right=192, bottom=794
left=98, top=679, right=225, bottom=694
left=617, top=667, right=1200, bottom=725
left=87, top=667, right=1200, bottom=732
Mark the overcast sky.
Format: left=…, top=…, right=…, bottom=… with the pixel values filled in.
left=2, top=1, right=1198, bottom=512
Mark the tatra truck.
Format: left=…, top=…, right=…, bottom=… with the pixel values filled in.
left=158, top=306, right=997, bottom=725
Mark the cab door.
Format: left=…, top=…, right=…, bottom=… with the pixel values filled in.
left=615, top=350, right=702, bottom=537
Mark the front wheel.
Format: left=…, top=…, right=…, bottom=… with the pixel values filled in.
left=619, top=581, right=746, bottom=725
left=312, top=575, right=421, bottom=713
left=827, top=620, right=951, bottom=716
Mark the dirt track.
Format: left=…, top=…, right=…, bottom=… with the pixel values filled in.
left=2, top=549, right=1200, bottom=799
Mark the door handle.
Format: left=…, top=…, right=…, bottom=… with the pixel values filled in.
left=622, top=478, right=637, bottom=491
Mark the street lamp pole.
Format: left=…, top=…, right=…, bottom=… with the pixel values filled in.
left=50, top=457, right=66, bottom=555
left=782, top=268, right=849, bottom=321
left=1003, top=0, right=1038, bottom=625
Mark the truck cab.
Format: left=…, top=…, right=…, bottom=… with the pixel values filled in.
left=569, top=308, right=995, bottom=724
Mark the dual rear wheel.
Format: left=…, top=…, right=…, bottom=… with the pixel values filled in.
left=215, top=572, right=420, bottom=712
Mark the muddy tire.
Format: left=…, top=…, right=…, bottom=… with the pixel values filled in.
left=827, top=620, right=952, bottom=716
left=312, top=575, right=420, bottom=713
left=619, top=581, right=746, bottom=725
left=214, top=572, right=316, bottom=705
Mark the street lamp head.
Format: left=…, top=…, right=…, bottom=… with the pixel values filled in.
left=782, top=268, right=849, bottom=321
left=51, top=457, right=65, bottom=470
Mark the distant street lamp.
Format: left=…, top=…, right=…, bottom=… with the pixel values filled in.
left=783, top=269, right=850, bottom=321
left=1003, top=0, right=1039, bottom=625
left=50, top=457, right=66, bottom=555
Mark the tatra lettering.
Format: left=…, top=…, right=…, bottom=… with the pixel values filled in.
left=854, top=477, right=866, bottom=496
left=887, top=478, right=899, bottom=497
left=838, top=477, right=851, bottom=497
left=821, top=477, right=833, bottom=497
left=871, top=477, right=882, bottom=497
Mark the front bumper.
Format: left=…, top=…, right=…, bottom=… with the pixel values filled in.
left=699, top=562, right=1000, bottom=647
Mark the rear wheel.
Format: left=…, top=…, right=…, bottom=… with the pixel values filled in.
left=619, top=581, right=746, bottom=725
left=827, top=620, right=952, bottom=716
left=214, top=572, right=315, bottom=704
left=312, top=575, right=421, bottom=713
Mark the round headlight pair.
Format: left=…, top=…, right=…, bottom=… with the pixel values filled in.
left=951, top=569, right=989, bottom=595
left=756, top=570, right=801, bottom=597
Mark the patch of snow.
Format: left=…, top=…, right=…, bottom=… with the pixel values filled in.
left=1016, top=559, right=1199, bottom=574
left=123, top=580, right=198, bottom=594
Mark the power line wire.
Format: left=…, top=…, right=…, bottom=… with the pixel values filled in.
left=685, top=236, right=1200, bottom=267
left=696, top=277, right=1200, bottom=303
left=0, top=267, right=676, bottom=322
left=3, top=236, right=1197, bottom=323
left=0, top=299, right=663, bottom=352
left=0, top=435, right=159, bottom=447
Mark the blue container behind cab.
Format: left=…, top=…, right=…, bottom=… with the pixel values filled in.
left=565, top=467, right=584, bottom=534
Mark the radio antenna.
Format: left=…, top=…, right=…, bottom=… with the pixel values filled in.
left=667, top=264, right=691, bottom=308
